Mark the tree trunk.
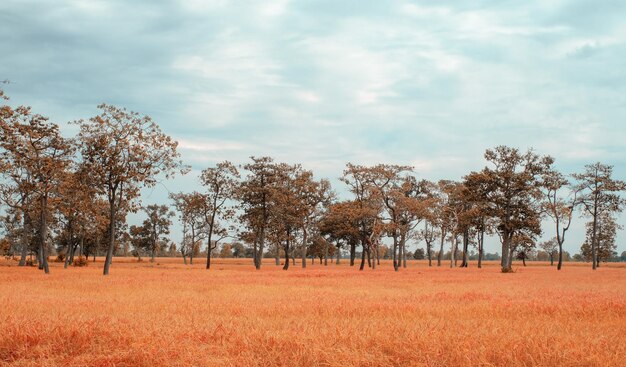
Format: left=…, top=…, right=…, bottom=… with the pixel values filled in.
left=461, top=231, right=469, bottom=268
left=252, top=240, right=258, bottom=268
left=64, top=244, right=71, bottom=269
left=372, top=245, right=376, bottom=270
left=79, top=233, right=84, bottom=258
left=275, top=242, right=280, bottom=266
left=450, top=237, right=456, bottom=268
left=207, top=245, right=213, bottom=269
left=324, top=240, right=329, bottom=266
left=336, top=245, right=341, bottom=265
left=18, top=214, right=30, bottom=266
left=477, top=230, right=484, bottom=269
left=392, top=234, right=398, bottom=271
left=206, top=224, right=214, bottom=270
left=283, top=234, right=290, bottom=270
left=359, top=239, right=366, bottom=271
left=39, top=195, right=50, bottom=274
left=501, top=233, right=512, bottom=272
left=350, top=241, right=356, bottom=266
left=401, top=232, right=407, bottom=269
left=301, top=227, right=307, bottom=268
left=438, top=230, right=444, bottom=267
left=591, top=195, right=598, bottom=270
left=103, top=199, right=116, bottom=276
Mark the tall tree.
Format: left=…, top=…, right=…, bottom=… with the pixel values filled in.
left=296, top=172, right=332, bottom=269
left=541, top=169, right=578, bottom=270
left=341, top=164, right=381, bottom=271
left=573, top=163, right=625, bottom=269
left=75, top=104, right=184, bottom=275
left=271, top=164, right=306, bottom=270
left=475, top=146, right=553, bottom=272
left=1, top=103, right=73, bottom=273
left=463, top=172, right=494, bottom=269
left=200, top=161, right=239, bottom=270
left=238, top=157, right=276, bottom=270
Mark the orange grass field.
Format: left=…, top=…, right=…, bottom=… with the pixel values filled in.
left=1, top=258, right=625, bottom=367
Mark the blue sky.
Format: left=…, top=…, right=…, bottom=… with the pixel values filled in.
left=1, top=0, right=625, bottom=255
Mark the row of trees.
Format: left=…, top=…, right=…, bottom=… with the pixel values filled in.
left=1, top=88, right=625, bottom=275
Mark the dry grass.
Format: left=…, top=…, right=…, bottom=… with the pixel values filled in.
left=0, top=258, right=624, bottom=367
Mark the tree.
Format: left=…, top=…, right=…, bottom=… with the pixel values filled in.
left=295, top=171, right=332, bottom=269
left=219, top=243, right=233, bottom=258
left=431, top=180, right=457, bottom=267
left=171, top=191, right=207, bottom=265
left=200, top=161, right=239, bottom=269
left=413, top=248, right=425, bottom=260
left=539, top=238, right=558, bottom=266
left=319, top=200, right=362, bottom=267
left=1, top=103, right=73, bottom=274
left=238, top=157, right=276, bottom=270
left=57, top=165, right=101, bottom=268
left=307, top=235, right=335, bottom=264
left=573, top=163, right=626, bottom=269
left=415, top=180, right=438, bottom=267
left=341, top=164, right=382, bottom=270
left=130, top=204, right=174, bottom=262
left=231, top=242, right=245, bottom=258
left=462, top=172, right=494, bottom=269
left=75, top=104, right=185, bottom=275
left=580, top=212, right=621, bottom=265
left=475, top=146, right=552, bottom=272
left=541, top=169, right=578, bottom=270
left=270, top=163, right=307, bottom=270
left=364, top=164, right=413, bottom=271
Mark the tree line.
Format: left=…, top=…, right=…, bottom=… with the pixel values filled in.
left=1, top=89, right=625, bottom=275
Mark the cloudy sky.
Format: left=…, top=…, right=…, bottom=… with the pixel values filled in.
left=1, top=0, right=625, bottom=254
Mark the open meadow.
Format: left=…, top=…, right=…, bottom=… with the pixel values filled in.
left=0, top=258, right=624, bottom=367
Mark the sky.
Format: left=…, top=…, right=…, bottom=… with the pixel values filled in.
left=1, top=0, right=625, bottom=255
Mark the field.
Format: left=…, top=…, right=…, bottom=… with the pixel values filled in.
left=0, top=258, right=625, bottom=367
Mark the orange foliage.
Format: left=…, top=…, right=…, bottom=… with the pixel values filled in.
left=0, top=259, right=624, bottom=366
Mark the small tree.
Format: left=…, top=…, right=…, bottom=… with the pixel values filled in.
left=580, top=212, right=621, bottom=265
left=539, top=238, right=558, bottom=266
left=413, top=248, right=425, bottom=260
left=130, top=204, right=174, bottom=262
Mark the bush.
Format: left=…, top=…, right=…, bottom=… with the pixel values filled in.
left=73, top=256, right=88, bottom=267
left=25, top=259, right=36, bottom=267
left=55, top=253, right=66, bottom=262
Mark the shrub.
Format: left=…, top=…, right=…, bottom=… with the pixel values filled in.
left=73, top=256, right=88, bottom=267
